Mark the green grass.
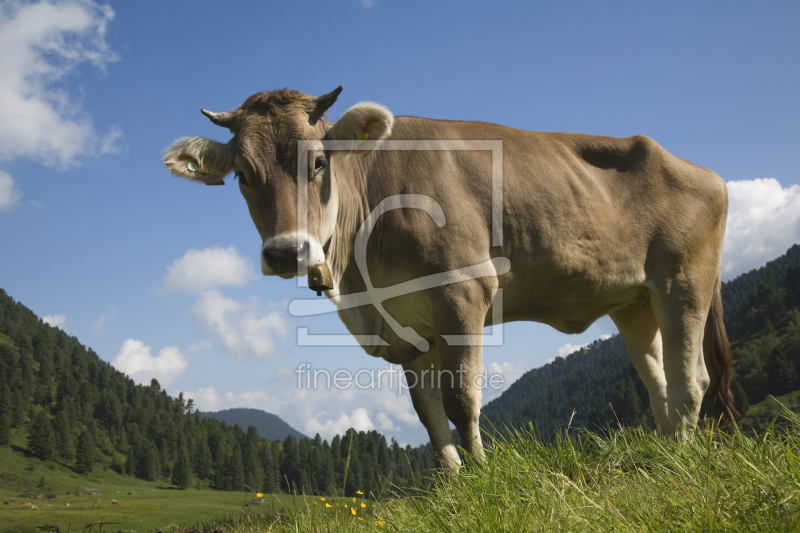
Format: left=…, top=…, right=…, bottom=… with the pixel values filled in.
left=195, top=405, right=800, bottom=532
left=0, top=439, right=298, bottom=533
left=5, top=401, right=800, bottom=532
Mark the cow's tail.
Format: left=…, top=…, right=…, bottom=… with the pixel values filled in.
left=702, top=269, right=739, bottom=426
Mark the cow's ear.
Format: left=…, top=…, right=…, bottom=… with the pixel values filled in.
left=163, top=137, right=234, bottom=186
left=326, top=102, right=393, bottom=155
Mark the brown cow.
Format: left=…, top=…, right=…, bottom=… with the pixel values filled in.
left=30, top=504, right=40, bottom=510
left=111, top=499, right=122, bottom=506
left=164, top=86, right=737, bottom=468
left=92, top=499, right=101, bottom=508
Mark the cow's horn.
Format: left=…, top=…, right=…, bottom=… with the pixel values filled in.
left=201, top=109, right=234, bottom=127
left=308, top=85, right=343, bottom=125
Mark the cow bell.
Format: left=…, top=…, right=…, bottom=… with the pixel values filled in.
left=308, top=263, right=334, bottom=296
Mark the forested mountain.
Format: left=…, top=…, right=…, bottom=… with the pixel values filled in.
left=482, top=244, right=800, bottom=440
left=201, top=408, right=307, bottom=441
left=0, top=289, right=433, bottom=495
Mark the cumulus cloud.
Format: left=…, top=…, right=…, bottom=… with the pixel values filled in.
left=0, top=171, right=22, bottom=211
left=482, top=361, right=526, bottom=404
left=112, top=339, right=188, bottom=386
left=722, top=178, right=800, bottom=279
left=161, top=246, right=257, bottom=294
left=306, top=408, right=375, bottom=437
left=42, top=314, right=65, bottom=330
left=181, top=385, right=285, bottom=414
left=191, top=290, right=289, bottom=359
left=549, top=334, right=613, bottom=364
left=0, top=0, right=120, bottom=167
left=179, top=364, right=424, bottom=441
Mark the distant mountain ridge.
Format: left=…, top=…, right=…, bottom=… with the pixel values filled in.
left=200, top=407, right=306, bottom=441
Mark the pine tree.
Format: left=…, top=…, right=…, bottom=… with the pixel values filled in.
left=54, top=410, right=74, bottom=460
left=75, top=427, right=95, bottom=474
left=732, top=380, right=750, bottom=417
left=28, top=410, right=55, bottom=460
left=172, top=448, right=191, bottom=489
left=766, top=347, right=797, bottom=396
left=0, top=412, right=10, bottom=445
left=611, top=378, right=642, bottom=426
left=135, top=438, right=159, bottom=481
left=786, top=266, right=800, bottom=308
left=281, top=435, right=300, bottom=493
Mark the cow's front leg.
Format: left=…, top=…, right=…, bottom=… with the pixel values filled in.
left=431, top=281, right=493, bottom=463
left=402, top=348, right=461, bottom=469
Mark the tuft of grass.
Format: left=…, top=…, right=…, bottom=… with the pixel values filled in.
left=202, top=405, right=800, bottom=532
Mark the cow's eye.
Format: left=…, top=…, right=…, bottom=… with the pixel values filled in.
left=314, top=156, right=327, bottom=174
left=235, top=171, right=248, bottom=187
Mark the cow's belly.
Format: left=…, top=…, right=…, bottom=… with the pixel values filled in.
left=497, top=284, right=648, bottom=334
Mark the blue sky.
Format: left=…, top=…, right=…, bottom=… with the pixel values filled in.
left=1, top=0, right=799, bottom=445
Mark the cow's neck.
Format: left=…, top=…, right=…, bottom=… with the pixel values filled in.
left=327, top=154, right=372, bottom=291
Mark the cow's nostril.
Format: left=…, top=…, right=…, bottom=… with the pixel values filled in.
left=262, top=245, right=299, bottom=275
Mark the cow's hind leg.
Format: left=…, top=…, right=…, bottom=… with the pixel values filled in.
left=650, top=275, right=714, bottom=437
left=609, top=298, right=670, bottom=431
left=403, top=348, right=461, bottom=469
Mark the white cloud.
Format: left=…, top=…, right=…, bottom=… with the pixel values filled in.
left=0, top=0, right=120, bottom=167
left=557, top=342, right=586, bottom=359
left=93, top=306, right=116, bottom=334
left=360, top=0, right=377, bottom=8
left=375, top=411, right=400, bottom=431
left=178, top=364, right=424, bottom=441
left=42, top=314, right=65, bottom=330
left=180, top=385, right=223, bottom=412
left=722, top=178, right=800, bottom=279
left=112, top=339, right=188, bottom=385
left=0, top=171, right=22, bottom=211
left=189, top=340, right=212, bottom=352
left=191, top=290, right=289, bottom=359
left=480, top=361, right=527, bottom=404
left=305, top=408, right=375, bottom=437
left=180, top=385, right=285, bottom=414
left=161, top=246, right=257, bottom=294
left=549, top=334, right=612, bottom=364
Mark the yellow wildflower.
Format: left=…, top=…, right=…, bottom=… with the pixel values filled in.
left=352, top=497, right=356, bottom=503
left=614, top=469, right=622, bottom=475
left=356, top=490, right=363, bottom=495
left=358, top=517, right=363, bottom=520
left=361, top=502, right=366, bottom=508
left=378, top=520, right=384, bottom=527
left=371, top=504, right=376, bottom=508
left=313, top=502, right=317, bottom=505
left=351, top=507, right=357, bottom=516
left=325, top=503, right=331, bottom=508
left=256, top=492, right=263, bottom=498
left=344, top=503, right=348, bottom=508
left=320, top=497, right=326, bottom=501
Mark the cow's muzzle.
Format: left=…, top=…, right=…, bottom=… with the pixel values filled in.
left=261, top=232, right=325, bottom=278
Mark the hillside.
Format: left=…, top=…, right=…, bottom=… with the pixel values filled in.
left=482, top=244, right=800, bottom=439
left=201, top=408, right=307, bottom=441
left=0, top=289, right=434, bottom=497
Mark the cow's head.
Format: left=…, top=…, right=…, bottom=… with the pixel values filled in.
left=163, top=87, right=393, bottom=281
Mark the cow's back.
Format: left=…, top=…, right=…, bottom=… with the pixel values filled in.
left=354, top=116, right=727, bottom=335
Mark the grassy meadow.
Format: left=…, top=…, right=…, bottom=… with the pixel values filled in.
left=192, top=402, right=800, bottom=533
left=0, top=434, right=297, bottom=533
left=4, top=398, right=800, bottom=532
